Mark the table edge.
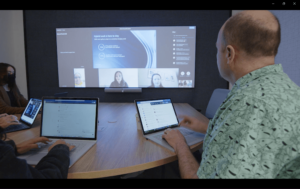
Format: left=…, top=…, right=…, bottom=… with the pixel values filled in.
left=67, top=142, right=203, bottom=178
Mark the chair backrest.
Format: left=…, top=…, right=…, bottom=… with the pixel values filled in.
left=205, top=88, right=230, bottom=119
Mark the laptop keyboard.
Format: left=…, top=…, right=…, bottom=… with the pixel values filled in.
left=30, top=140, right=84, bottom=153
left=3, top=124, right=29, bottom=133
left=153, top=127, right=198, bottom=141
left=178, top=127, right=195, bottom=136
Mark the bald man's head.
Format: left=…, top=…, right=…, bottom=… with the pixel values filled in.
left=221, top=10, right=281, bottom=57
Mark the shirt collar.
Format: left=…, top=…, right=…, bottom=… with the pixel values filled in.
left=230, top=64, right=283, bottom=94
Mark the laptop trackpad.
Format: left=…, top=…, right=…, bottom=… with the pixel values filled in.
left=25, top=152, right=48, bottom=164
left=148, top=135, right=175, bottom=152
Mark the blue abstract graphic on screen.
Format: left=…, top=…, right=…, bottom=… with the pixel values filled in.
left=92, top=30, right=156, bottom=69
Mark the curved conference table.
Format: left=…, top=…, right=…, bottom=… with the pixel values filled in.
left=7, top=103, right=206, bottom=179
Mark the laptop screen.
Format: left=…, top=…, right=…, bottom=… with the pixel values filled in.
left=135, top=99, right=179, bottom=134
left=20, top=98, right=42, bottom=125
left=41, top=98, right=98, bottom=140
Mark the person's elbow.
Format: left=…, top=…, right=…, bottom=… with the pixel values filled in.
left=182, top=172, right=199, bottom=179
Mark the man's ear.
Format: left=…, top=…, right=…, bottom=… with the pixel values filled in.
left=226, top=45, right=236, bottom=69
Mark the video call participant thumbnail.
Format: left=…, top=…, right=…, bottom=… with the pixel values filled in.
left=74, top=73, right=85, bottom=87
left=109, top=71, right=128, bottom=88
left=0, top=63, right=28, bottom=114
left=148, top=73, right=164, bottom=88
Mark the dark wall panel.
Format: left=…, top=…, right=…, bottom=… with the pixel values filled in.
left=24, top=10, right=229, bottom=112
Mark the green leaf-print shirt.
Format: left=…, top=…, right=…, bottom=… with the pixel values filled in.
left=197, top=64, right=300, bottom=178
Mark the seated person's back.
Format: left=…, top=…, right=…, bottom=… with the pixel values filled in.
left=160, top=10, right=300, bottom=179
left=197, top=10, right=300, bottom=178
left=198, top=64, right=300, bottom=178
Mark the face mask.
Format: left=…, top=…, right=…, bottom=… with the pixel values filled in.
left=4, top=74, right=16, bottom=88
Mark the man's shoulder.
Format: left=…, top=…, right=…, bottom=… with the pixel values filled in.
left=233, top=72, right=300, bottom=111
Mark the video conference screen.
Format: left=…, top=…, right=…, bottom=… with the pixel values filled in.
left=56, top=26, right=196, bottom=88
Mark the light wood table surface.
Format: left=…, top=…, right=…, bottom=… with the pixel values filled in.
left=7, top=103, right=207, bottom=179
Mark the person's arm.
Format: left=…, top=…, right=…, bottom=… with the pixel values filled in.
left=1, top=138, right=75, bottom=178
left=0, top=98, right=25, bottom=114
left=0, top=140, right=70, bottom=178
left=15, top=86, right=28, bottom=107
left=0, top=114, right=20, bottom=129
left=175, top=141, right=199, bottom=178
left=18, top=94, right=28, bottom=107
left=162, top=129, right=199, bottom=179
left=33, top=144, right=70, bottom=178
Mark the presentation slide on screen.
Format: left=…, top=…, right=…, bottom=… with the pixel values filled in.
left=56, top=26, right=195, bottom=88
left=92, top=30, right=156, bottom=69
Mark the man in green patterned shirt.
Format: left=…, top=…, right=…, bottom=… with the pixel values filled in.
left=162, top=10, right=300, bottom=178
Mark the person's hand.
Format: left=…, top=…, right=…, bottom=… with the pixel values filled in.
left=0, top=113, right=8, bottom=118
left=16, top=137, right=51, bottom=154
left=48, top=139, right=75, bottom=152
left=162, top=128, right=187, bottom=153
left=178, top=115, right=209, bottom=134
left=0, top=114, right=21, bottom=129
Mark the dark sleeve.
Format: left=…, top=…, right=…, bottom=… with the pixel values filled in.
left=0, top=97, right=25, bottom=114
left=0, top=142, right=69, bottom=179
left=4, top=140, right=19, bottom=155
left=15, top=86, right=28, bottom=107
left=34, top=144, right=70, bottom=178
left=19, top=95, right=28, bottom=107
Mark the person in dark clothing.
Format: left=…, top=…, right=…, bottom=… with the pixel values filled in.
left=148, top=73, right=164, bottom=88
left=0, top=63, right=28, bottom=114
left=109, top=71, right=128, bottom=88
left=0, top=117, right=75, bottom=178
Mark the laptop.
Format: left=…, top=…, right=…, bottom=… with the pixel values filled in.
left=134, top=98, right=205, bottom=152
left=17, top=97, right=98, bottom=168
left=4, top=98, right=42, bottom=133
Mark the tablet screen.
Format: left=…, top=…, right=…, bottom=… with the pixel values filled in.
left=20, top=98, right=42, bottom=125
left=136, top=99, right=179, bottom=134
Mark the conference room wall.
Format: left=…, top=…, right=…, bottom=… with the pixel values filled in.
left=0, top=10, right=28, bottom=99
left=23, top=10, right=230, bottom=112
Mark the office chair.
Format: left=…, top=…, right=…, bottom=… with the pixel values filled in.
left=205, top=88, right=230, bottom=119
